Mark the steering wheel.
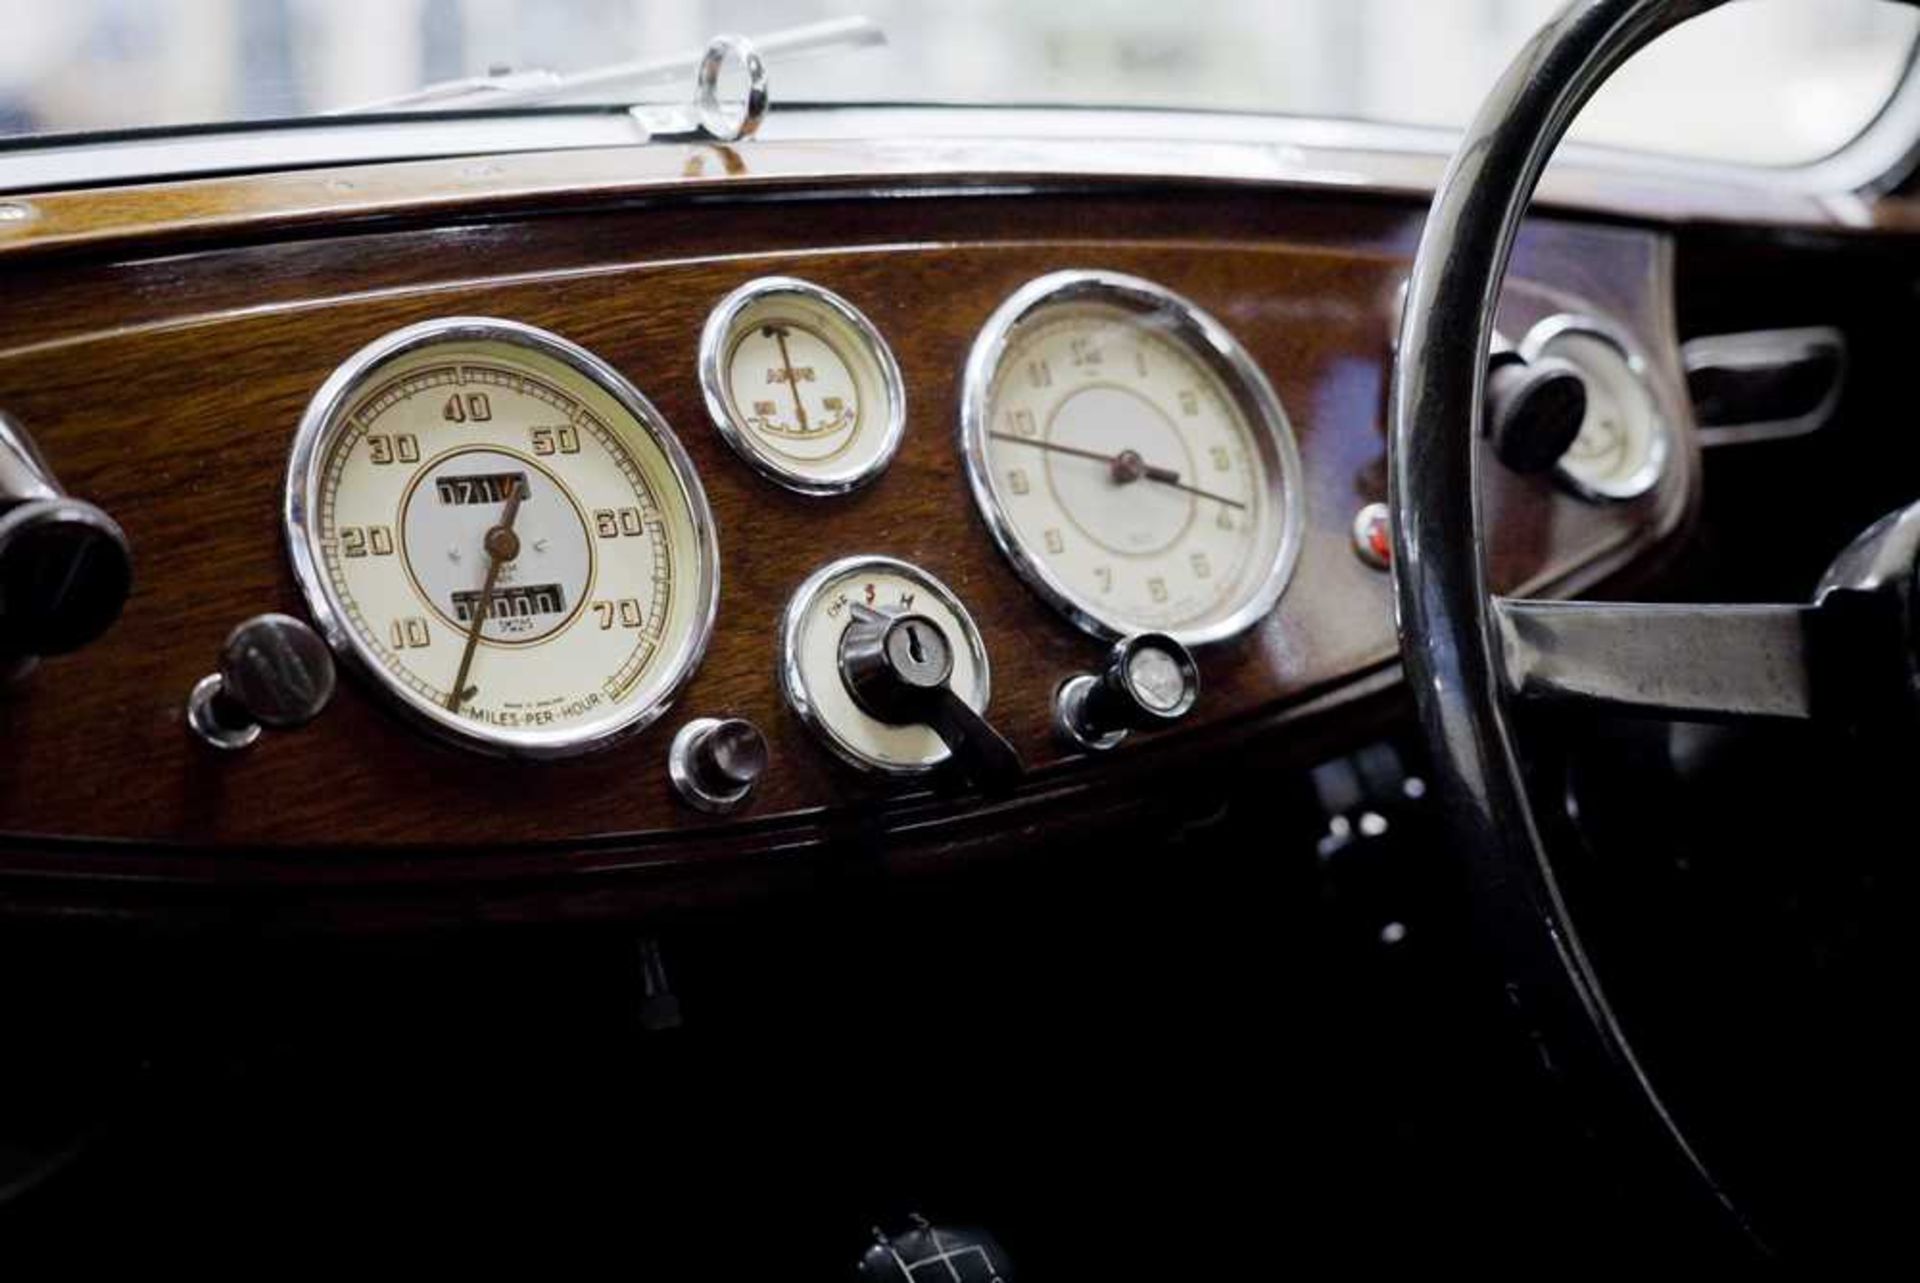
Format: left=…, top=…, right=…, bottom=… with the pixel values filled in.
left=1390, top=0, right=1920, bottom=1257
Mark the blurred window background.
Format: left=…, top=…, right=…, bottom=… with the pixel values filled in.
left=0, top=0, right=1914, bottom=167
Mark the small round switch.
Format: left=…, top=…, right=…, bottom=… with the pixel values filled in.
left=669, top=717, right=768, bottom=814
left=1055, top=632, right=1201, bottom=752
left=1487, top=353, right=1588, bottom=475
left=188, top=613, right=336, bottom=750
left=219, top=613, right=337, bottom=729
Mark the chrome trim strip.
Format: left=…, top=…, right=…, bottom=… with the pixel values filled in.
left=284, top=316, right=721, bottom=760
left=0, top=113, right=648, bottom=193
left=0, top=100, right=1907, bottom=220
left=957, top=269, right=1306, bottom=648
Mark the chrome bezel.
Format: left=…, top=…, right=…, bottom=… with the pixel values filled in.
left=1520, top=313, right=1670, bottom=504
left=284, top=316, right=721, bottom=760
left=778, top=554, right=991, bottom=777
left=698, top=276, right=907, bottom=497
left=959, top=269, right=1306, bottom=647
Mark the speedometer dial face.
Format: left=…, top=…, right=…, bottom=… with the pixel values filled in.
left=286, top=318, right=719, bottom=758
left=961, top=271, right=1304, bottom=645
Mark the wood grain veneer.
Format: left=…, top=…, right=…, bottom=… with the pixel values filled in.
left=0, top=184, right=1694, bottom=903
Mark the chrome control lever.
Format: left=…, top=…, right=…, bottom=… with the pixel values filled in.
left=187, top=613, right=337, bottom=750
left=839, top=603, right=1023, bottom=792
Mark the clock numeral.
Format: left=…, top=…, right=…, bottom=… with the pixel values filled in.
left=1190, top=551, right=1213, bottom=580
left=1044, top=528, right=1065, bottom=555
left=1007, top=468, right=1031, bottom=496
left=1210, top=446, right=1231, bottom=472
left=1148, top=577, right=1169, bottom=604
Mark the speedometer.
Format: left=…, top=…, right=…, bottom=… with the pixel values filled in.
left=285, top=317, right=719, bottom=758
left=960, top=271, right=1304, bottom=645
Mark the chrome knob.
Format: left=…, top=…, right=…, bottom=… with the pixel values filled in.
left=0, top=413, right=132, bottom=663
left=188, top=613, right=336, bottom=750
left=1055, top=633, right=1200, bottom=752
left=669, top=717, right=768, bottom=814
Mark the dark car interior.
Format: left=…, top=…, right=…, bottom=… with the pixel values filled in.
left=0, top=0, right=1911, bottom=1271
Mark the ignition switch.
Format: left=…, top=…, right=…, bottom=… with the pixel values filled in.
left=839, top=604, right=1023, bottom=792
left=778, top=554, right=1022, bottom=790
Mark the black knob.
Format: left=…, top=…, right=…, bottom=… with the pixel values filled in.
left=838, top=604, right=1024, bottom=793
left=0, top=497, right=132, bottom=659
left=669, top=717, right=768, bottom=813
left=217, top=613, right=337, bottom=729
left=188, top=614, right=335, bottom=749
left=1487, top=354, right=1588, bottom=475
left=1055, top=633, right=1200, bottom=751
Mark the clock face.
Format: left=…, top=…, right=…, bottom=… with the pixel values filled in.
left=963, top=272, right=1304, bottom=645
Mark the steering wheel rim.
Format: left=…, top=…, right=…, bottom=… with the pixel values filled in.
left=1384, top=0, right=1920, bottom=1250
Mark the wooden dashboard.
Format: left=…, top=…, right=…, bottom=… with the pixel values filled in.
left=0, top=147, right=1697, bottom=916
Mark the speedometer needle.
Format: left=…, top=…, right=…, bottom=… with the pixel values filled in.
left=446, top=479, right=527, bottom=713
left=987, top=431, right=1247, bottom=511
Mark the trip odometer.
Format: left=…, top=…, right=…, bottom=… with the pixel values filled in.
left=286, top=318, right=719, bottom=758
left=961, top=272, right=1304, bottom=645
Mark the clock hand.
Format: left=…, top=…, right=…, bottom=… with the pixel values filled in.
left=446, top=479, right=527, bottom=713
left=986, top=431, right=1247, bottom=511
